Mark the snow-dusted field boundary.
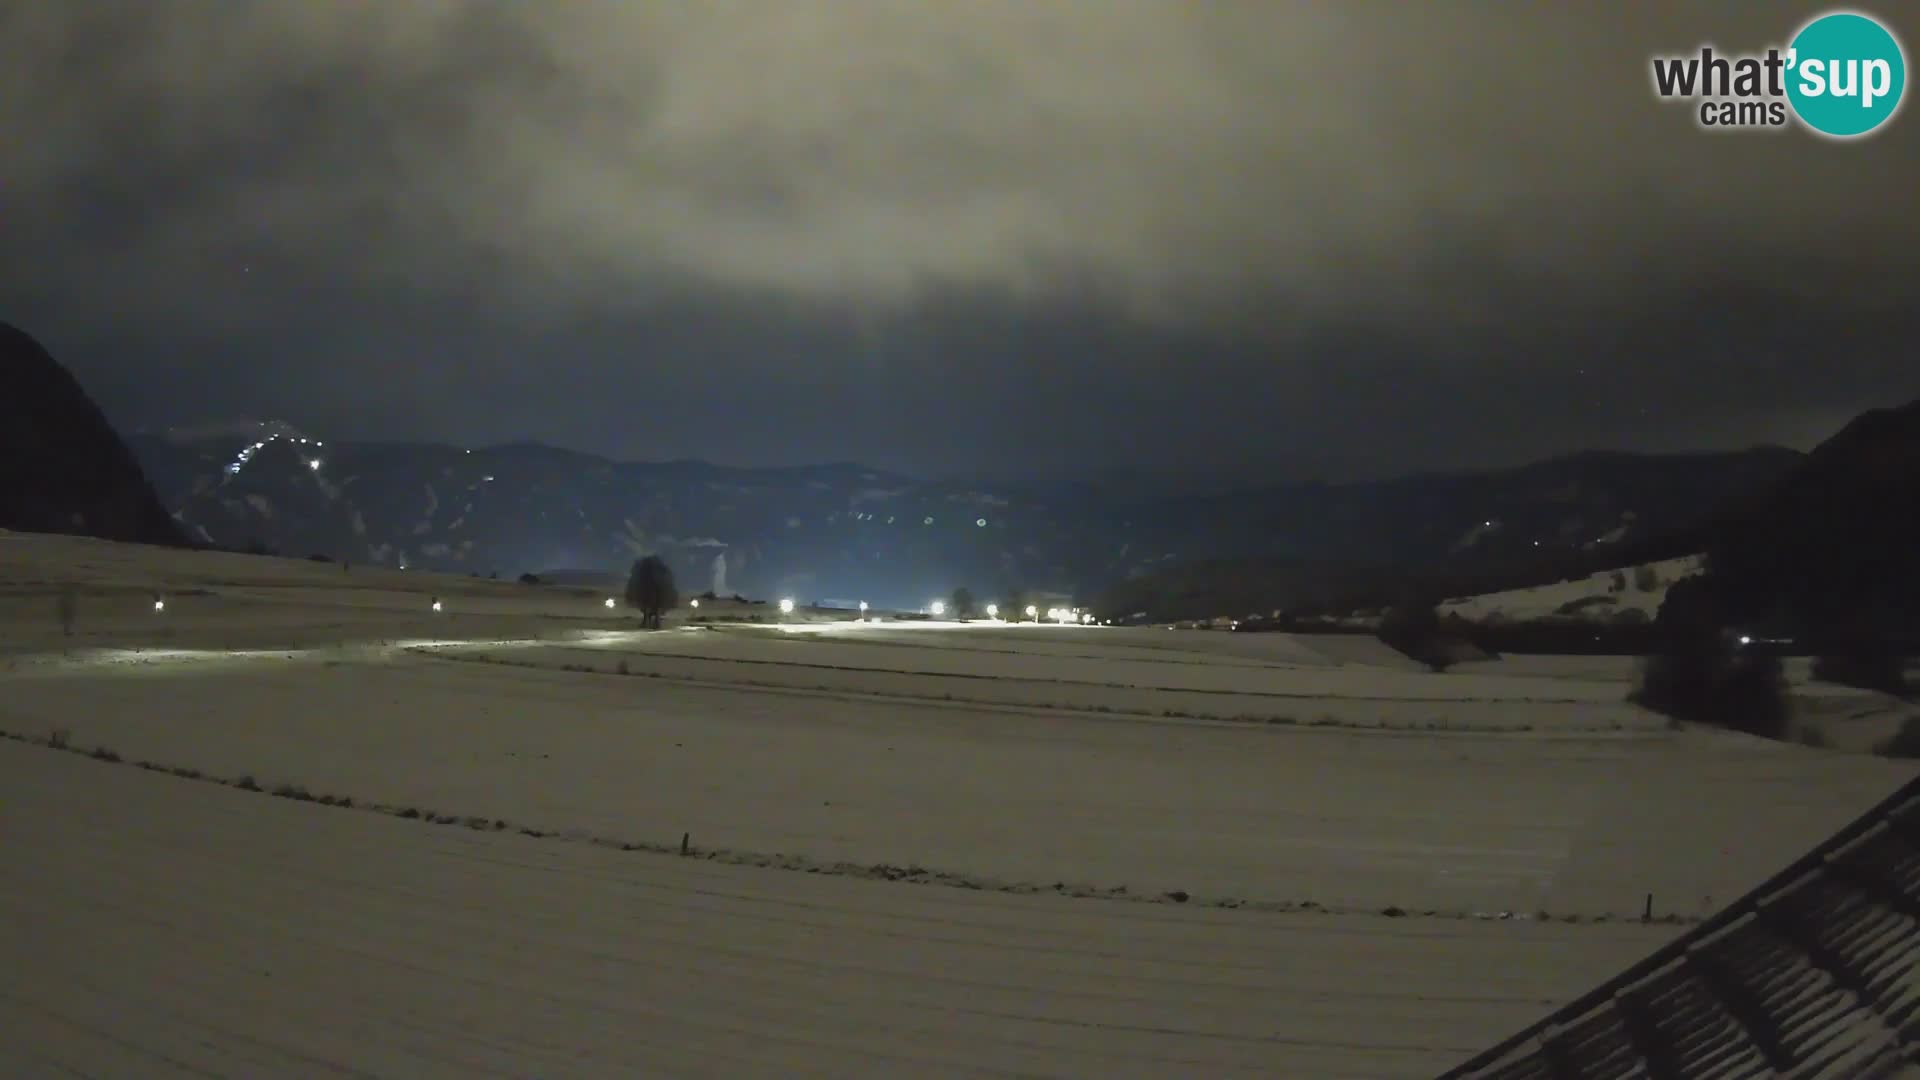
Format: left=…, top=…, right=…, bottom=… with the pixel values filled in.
left=0, top=724, right=1691, bottom=927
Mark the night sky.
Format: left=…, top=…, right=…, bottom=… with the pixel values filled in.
left=5, top=2, right=1916, bottom=491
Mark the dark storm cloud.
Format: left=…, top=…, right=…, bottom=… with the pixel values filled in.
left=3, top=1, right=1916, bottom=481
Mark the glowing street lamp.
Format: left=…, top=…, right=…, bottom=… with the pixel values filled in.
left=690, top=598, right=700, bottom=608
left=930, top=600, right=946, bottom=616
left=779, top=597, right=795, bottom=614
left=985, top=603, right=998, bottom=618
left=152, top=596, right=166, bottom=613
left=859, top=601, right=868, bottom=612
left=431, top=598, right=443, bottom=613
left=604, top=597, right=616, bottom=609
left=1025, top=605, right=1038, bottom=619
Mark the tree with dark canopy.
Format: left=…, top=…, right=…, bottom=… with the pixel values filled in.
left=1632, top=572, right=1789, bottom=738
left=1634, top=574, right=1725, bottom=722
left=950, top=587, right=977, bottom=622
left=626, top=555, right=678, bottom=630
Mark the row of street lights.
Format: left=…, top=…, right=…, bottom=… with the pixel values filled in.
left=144, top=586, right=1098, bottom=627
left=763, top=598, right=1093, bottom=624
left=410, top=590, right=1092, bottom=625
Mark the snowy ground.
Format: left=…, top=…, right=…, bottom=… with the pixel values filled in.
left=1439, top=555, right=1702, bottom=624
left=2, top=530, right=1915, bottom=1077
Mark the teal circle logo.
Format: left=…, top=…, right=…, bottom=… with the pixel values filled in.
left=1786, top=11, right=1907, bottom=137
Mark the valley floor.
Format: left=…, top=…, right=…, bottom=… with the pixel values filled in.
left=2, top=530, right=1915, bottom=1077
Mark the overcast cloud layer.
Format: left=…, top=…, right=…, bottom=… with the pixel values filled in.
left=4, top=1, right=1916, bottom=486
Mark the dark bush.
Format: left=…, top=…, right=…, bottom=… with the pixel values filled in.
left=1810, top=625, right=1911, bottom=696
left=1814, top=652, right=1910, bottom=696
left=1717, top=653, right=1790, bottom=739
left=1378, top=599, right=1453, bottom=672
left=1876, top=716, right=1920, bottom=759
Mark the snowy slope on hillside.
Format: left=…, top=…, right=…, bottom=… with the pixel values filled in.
left=1440, top=555, right=1703, bottom=624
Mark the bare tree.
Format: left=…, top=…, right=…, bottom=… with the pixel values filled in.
left=950, top=586, right=977, bottom=622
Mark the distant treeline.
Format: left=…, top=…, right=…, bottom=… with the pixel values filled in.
left=1231, top=613, right=1670, bottom=656
left=1095, top=530, right=1703, bottom=628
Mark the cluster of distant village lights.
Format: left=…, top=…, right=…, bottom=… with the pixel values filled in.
left=225, top=433, right=996, bottom=530
left=225, top=432, right=325, bottom=477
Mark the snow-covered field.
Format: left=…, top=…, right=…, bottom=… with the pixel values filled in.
left=1439, top=555, right=1703, bottom=624
left=2, top=530, right=1915, bottom=1077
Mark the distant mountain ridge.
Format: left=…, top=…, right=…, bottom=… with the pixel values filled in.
left=127, top=417, right=1803, bottom=610
left=1, top=323, right=184, bottom=547
left=128, top=429, right=1075, bottom=607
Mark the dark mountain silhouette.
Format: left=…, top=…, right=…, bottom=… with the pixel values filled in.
left=129, top=415, right=1799, bottom=612
left=1094, top=449, right=1801, bottom=620
left=0, top=323, right=184, bottom=546
left=1133, top=398, right=1920, bottom=634
left=1703, top=397, right=1920, bottom=635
